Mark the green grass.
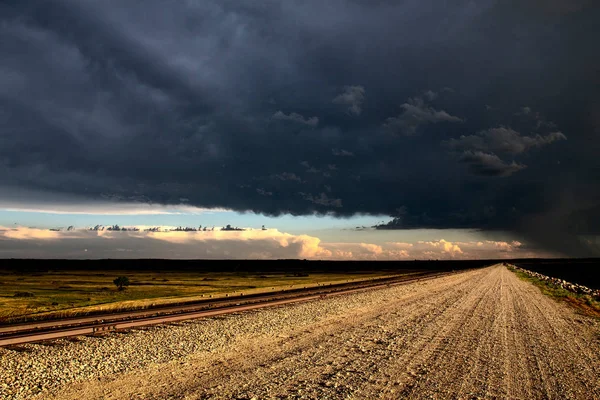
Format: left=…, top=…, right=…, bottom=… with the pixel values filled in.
left=0, top=269, right=407, bottom=324
left=506, top=265, right=600, bottom=318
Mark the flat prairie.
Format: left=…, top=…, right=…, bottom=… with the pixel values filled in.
left=0, top=269, right=396, bottom=323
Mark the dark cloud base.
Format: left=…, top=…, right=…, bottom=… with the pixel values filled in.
left=1, top=1, right=599, bottom=256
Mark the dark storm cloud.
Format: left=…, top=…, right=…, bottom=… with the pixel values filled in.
left=383, top=91, right=463, bottom=136
left=332, top=149, right=354, bottom=157
left=332, top=86, right=365, bottom=115
left=272, top=111, right=319, bottom=127
left=299, top=192, right=343, bottom=208
left=445, top=128, right=566, bottom=155
left=1, top=0, right=600, bottom=256
left=443, top=124, right=565, bottom=178
left=458, top=151, right=527, bottom=177
left=272, top=173, right=303, bottom=183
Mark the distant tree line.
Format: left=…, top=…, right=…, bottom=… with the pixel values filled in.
left=221, top=224, right=244, bottom=231
left=46, top=223, right=269, bottom=232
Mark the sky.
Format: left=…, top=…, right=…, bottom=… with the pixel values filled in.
left=0, top=0, right=599, bottom=260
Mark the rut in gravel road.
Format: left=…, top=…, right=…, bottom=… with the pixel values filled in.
left=46, top=265, right=600, bottom=400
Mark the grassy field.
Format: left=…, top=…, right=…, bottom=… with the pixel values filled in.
left=0, top=269, right=404, bottom=324
left=507, top=265, right=600, bottom=318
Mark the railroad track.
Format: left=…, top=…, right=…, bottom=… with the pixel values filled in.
left=0, top=270, right=463, bottom=347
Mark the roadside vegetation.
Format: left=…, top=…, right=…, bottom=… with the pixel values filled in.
left=0, top=270, right=404, bottom=324
left=506, top=264, right=600, bottom=318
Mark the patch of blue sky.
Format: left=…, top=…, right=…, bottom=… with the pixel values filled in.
left=0, top=209, right=382, bottom=233
left=0, top=209, right=512, bottom=246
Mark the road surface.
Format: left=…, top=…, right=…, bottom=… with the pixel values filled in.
left=5, top=265, right=600, bottom=399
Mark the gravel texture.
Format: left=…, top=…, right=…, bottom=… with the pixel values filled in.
left=1, top=265, right=599, bottom=399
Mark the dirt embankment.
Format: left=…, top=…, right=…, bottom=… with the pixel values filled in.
left=2, top=265, right=599, bottom=399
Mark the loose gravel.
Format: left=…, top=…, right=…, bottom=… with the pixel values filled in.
left=1, top=265, right=599, bottom=399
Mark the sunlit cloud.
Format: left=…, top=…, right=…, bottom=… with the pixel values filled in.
left=0, top=227, right=64, bottom=240
left=359, top=243, right=384, bottom=255
left=418, top=239, right=463, bottom=256
left=145, top=229, right=332, bottom=259
left=0, top=226, right=544, bottom=260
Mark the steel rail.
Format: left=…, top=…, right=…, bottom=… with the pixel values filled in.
left=0, top=273, right=422, bottom=335
left=0, top=269, right=464, bottom=347
left=1, top=272, right=437, bottom=336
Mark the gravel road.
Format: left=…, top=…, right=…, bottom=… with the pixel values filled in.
left=2, top=265, right=599, bottom=399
